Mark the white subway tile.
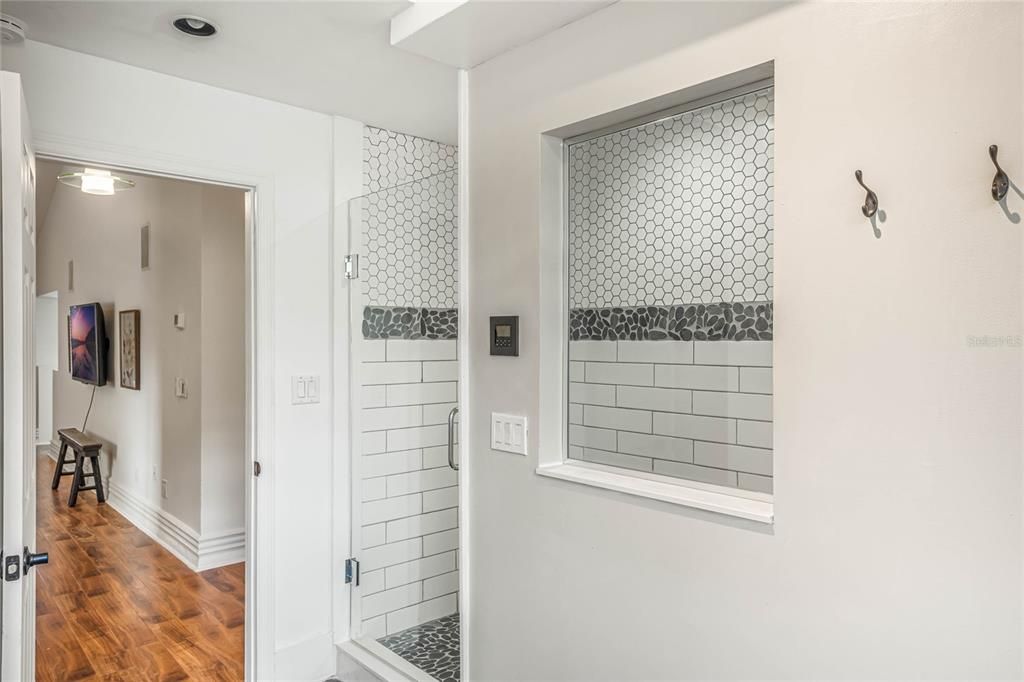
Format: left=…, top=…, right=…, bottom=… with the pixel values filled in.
left=568, top=424, right=616, bottom=451
left=616, top=385, right=692, bottom=413
left=568, top=445, right=584, bottom=460
left=694, top=442, right=773, bottom=476
left=585, top=362, right=653, bottom=386
left=740, top=367, right=773, bottom=394
left=363, top=449, right=422, bottom=479
left=363, top=582, right=422, bottom=619
left=569, top=404, right=583, bottom=425
left=737, top=419, right=773, bottom=448
left=362, top=431, right=386, bottom=455
left=654, top=460, right=738, bottom=487
left=653, top=413, right=736, bottom=443
left=386, top=508, right=458, bottom=543
left=387, top=381, right=457, bottom=407
left=361, top=385, right=386, bottom=408
left=423, top=529, right=459, bottom=556
left=386, top=424, right=448, bottom=452
left=738, top=472, right=774, bottom=494
left=569, top=382, right=616, bottom=406
left=385, top=551, right=456, bottom=589
left=361, top=361, right=421, bottom=385
left=618, top=432, right=694, bottom=463
left=363, top=523, right=386, bottom=549
left=423, top=403, right=458, bottom=427
left=386, top=593, right=457, bottom=635
left=693, top=341, right=772, bottom=367
left=361, top=405, right=422, bottom=432
left=655, top=364, right=739, bottom=391
left=363, top=477, right=386, bottom=502
left=617, top=340, right=693, bottom=364
left=692, top=391, right=772, bottom=420
left=361, top=569, right=385, bottom=595
left=361, top=341, right=386, bottom=362
left=584, top=405, right=652, bottom=433
left=422, top=360, right=459, bottom=382
left=423, top=570, right=459, bottom=600
left=362, top=615, right=386, bottom=639
left=422, top=445, right=451, bottom=469
left=569, top=341, right=616, bottom=362
left=363, top=493, right=422, bottom=525
left=386, top=339, right=457, bottom=361
left=361, top=537, right=423, bottom=572
left=422, top=485, right=458, bottom=512
left=386, top=467, right=458, bottom=497
left=569, top=361, right=585, bottom=382
left=581, top=448, right=653, bottom=472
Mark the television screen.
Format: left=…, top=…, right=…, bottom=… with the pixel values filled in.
left=69, top=303, right=107, bottom=386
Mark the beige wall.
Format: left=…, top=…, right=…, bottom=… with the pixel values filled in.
left=467, top=2, right=1023, bottom=678
left=37, top=160, right=245, bottom=541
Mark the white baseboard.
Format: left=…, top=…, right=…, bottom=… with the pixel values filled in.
left=106, top=482, right=245, bottom=572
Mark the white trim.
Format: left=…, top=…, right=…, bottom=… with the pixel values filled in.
left=31, top=131, right=266, bottom=680
left=536, top=461, right=774, bottom=524
left=456, top=67, right=472, bottom=682
left=106, top=482, right=247, bottom=570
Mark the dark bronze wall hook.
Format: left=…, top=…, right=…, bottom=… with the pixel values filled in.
left=990, top=145, right=1009, bottom=201
left=855, top=170, right=878, bottom=218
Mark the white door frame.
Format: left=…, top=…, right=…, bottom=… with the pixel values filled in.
left=31, top=132, right=274, bottom=680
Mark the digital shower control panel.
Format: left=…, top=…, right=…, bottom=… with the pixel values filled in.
left=489, top=316, right=519, bottom=356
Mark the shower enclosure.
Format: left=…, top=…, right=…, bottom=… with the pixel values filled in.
left=340, top=126, right=461, bottom=681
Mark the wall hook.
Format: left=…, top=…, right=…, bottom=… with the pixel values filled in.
left=855, top=170, right=878, bottom=218
left=990, top=145, right=1009, bottom=201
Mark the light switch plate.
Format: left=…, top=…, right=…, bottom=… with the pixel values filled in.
left=491, top=413, right=527, bottom=455
left=174, top=377, right=188, bottom=398
left=173, top=312, right=186, bottom=330
left=292, top=375, right=320, bottom=405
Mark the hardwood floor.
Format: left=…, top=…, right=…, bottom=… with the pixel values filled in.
left=35, top=453, right=245, bottom=681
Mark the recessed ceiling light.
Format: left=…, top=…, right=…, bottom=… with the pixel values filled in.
left=57, top=168, right=136, bottom=196
left=172, top=15, right=217, bottom=38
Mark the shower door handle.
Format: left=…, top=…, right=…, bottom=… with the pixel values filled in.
left=447, top=406, right=459, bottom=471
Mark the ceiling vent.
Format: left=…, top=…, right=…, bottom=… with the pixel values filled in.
left=172, top=15, right=217, bottom=38
left=0, top=14, right=26, bottom=44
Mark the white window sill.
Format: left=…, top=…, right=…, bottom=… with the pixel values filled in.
left=535, top=460, right=774, bottom=524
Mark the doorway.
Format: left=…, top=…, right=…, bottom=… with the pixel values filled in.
left=31, top=158, right=253, bottom=680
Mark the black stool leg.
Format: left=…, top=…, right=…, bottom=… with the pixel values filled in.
left=91, top=454, right=106, bottom=504
left=68, top=451, right=82, bottom=507
left=51, top=441, right=69, bottom=490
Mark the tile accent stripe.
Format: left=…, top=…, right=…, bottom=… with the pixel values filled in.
left=364, top=306, right=458, bottom=339
left=570, top=302, right=772, bottom=341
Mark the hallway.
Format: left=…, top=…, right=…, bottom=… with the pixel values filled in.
left=35, top=453, right=245, bottom=681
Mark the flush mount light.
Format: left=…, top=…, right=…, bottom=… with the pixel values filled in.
left=57, top=168, right=135, bottom=196
left=172, top=15, right=217, bottom=37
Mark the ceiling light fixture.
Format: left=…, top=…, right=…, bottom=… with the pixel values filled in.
left=57, top=168, right=136, bottom=196
left=172, top=15, right=217, bottom=37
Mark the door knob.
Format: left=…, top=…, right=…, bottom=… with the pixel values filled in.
left=23, top=547, right=49, bottom=574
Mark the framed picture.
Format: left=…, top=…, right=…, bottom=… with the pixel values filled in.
left=119, top=309, right=140, bottom=390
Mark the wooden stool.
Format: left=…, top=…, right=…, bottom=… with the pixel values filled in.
left=52, top=428, right=106, bottom=507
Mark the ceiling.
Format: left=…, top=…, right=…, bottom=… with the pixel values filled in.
left=4, top=1, right=619, bottom=145
left=3, top=1, right=460, bottom=143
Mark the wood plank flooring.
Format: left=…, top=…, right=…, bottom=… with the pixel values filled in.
left=35, top=453, right=245, bottom=681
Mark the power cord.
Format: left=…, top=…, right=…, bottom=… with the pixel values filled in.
left=82, top=385, right=97, bottom=431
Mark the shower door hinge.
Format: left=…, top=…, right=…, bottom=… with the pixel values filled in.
left=345, top=557, right=360, bottom=586
left=343, top=254, right=359, bottom=280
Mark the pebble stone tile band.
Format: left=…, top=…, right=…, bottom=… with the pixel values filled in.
left=377, top=613, right=460, bottom=682
left=570, top=301, right=772, bottom=341
left=363, top=306, right=458, bottom=339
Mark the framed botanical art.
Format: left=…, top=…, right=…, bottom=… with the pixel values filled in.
left=119, top=309, right=140, bottom=390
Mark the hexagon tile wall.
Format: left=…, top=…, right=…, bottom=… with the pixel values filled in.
left=361, top=126, right=458, bottom=313
left=568, top=87, right=774, bottom=311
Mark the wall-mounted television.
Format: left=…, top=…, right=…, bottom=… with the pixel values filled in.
left=69, top=303, right=108, bottom=386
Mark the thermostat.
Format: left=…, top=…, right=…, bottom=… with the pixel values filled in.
left=490, top=316, right=518, bottom=356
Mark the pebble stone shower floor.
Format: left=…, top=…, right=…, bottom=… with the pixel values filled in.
left=378, top=613, right=460, bottom=681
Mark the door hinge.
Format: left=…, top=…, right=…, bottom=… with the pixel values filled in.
left=5, top=553, right=20, bottom=582
left=344, top=254, right=359, bottom=280
left=345, top=557, right=360, bottom=586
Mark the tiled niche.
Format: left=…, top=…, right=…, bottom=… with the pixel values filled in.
left=566, top=85, right=774, bottom=493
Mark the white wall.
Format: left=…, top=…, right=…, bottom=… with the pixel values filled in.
left=467, top=2, right=1024, bottom=678
left=2, top=40, right=365, bottom=679
left=34, top=292, right=57, bottom=445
